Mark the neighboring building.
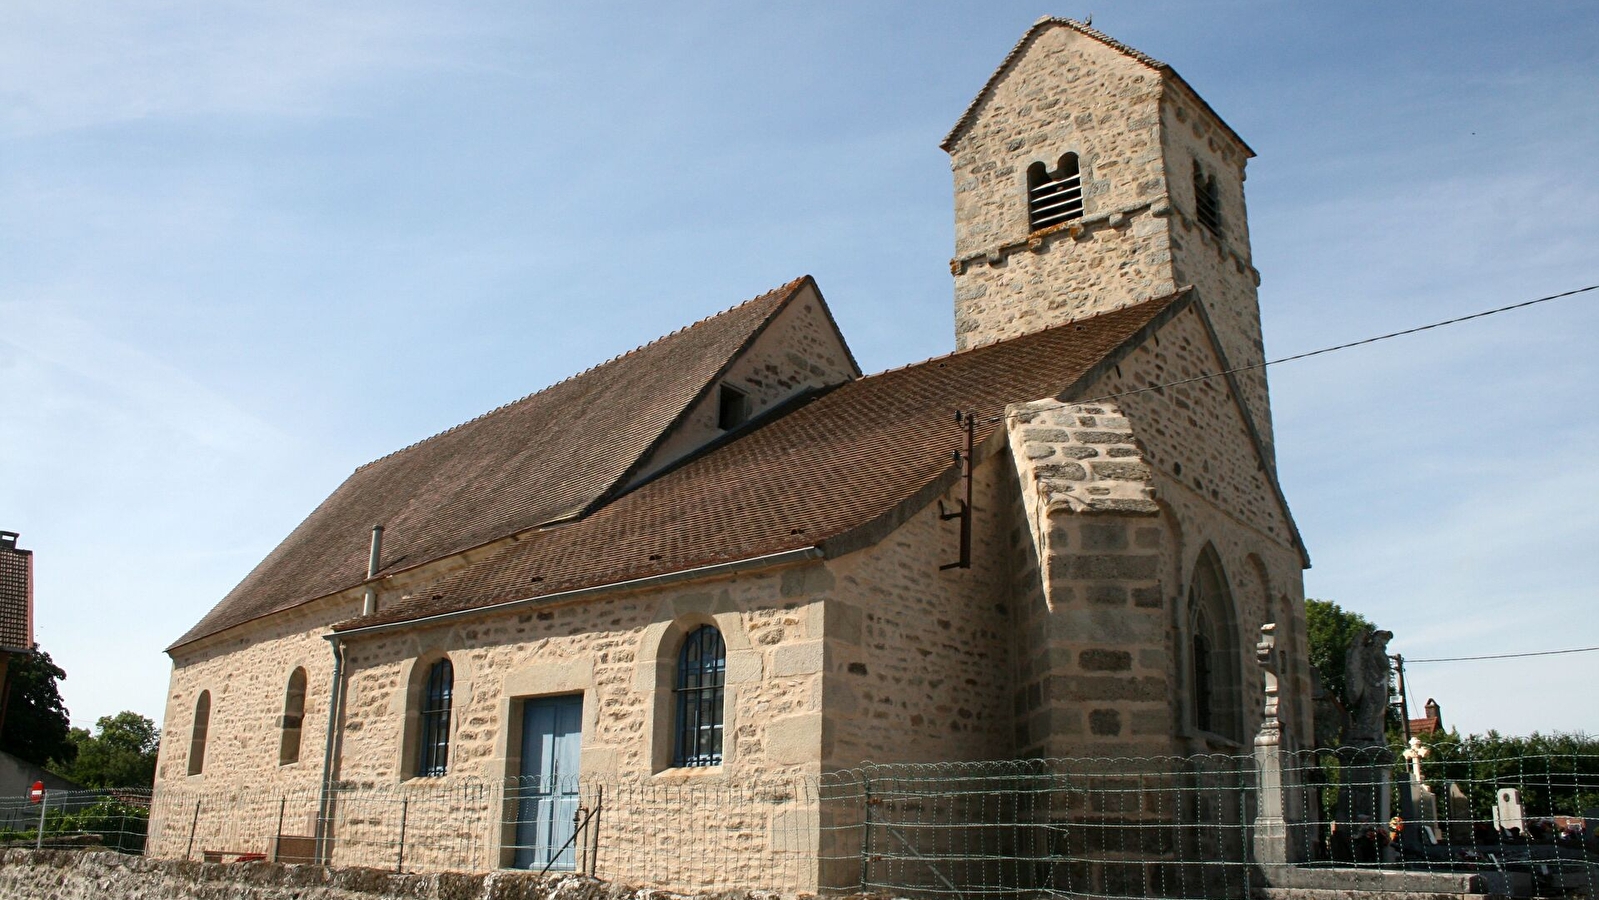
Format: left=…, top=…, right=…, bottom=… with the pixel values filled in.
left=151, top=18, right=1312, bottom=885
left=0, top=531, right=37, bottom=734
left=1410, top=698, right=1444, bottom=736
left=0, top=748, right=83, bottom=798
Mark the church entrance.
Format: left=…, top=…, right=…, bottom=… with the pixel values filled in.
left=511, top=694, right=584, bottom=870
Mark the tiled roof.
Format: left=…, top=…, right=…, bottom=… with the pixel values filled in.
left=172, top=278, right=821, bottom=650
left=335, top=291, right=1186, bottom=632
left=940, top=17, right=1254, bottom=157
left=1408, top=716, right=1443, bottom=737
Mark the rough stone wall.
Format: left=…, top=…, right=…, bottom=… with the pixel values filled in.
left=0, top=849, right=816, bottom=900
left=0, top=848, right=1500, bottom=900
left=820, top=454, right=1015, bottom=769
left=1083, top=304, right=1308, bottom=751
left=998, top=299, right=1307, bottom=760
left=153, top=594, right=363, bottom=807
left=945, top=22, right=1276, bottom=461
left=633, top=283, right=856, bottom=482
left=1005, top=399, right=1175, bottom=758
left=1158, top=85, right=1275, bottom=451
left=946, top=24, right=1177, bottom=350
left=308, top=564, right=830, bottom=889
left=334, top=571, right=823, bottom=785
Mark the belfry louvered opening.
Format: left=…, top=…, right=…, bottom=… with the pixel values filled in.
left=1027, top=153, right=1084, bottom=231
left=1193, top=160, right=1222, bottom=233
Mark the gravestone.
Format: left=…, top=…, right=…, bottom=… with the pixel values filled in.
left=1407, top=783, right=1440, bottom=845
left=1494, top=788, right=1525, bottom=835
left=1444, top=782, right=1473, bottom=844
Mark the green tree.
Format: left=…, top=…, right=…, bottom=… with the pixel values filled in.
left=1304, top=598, right=1377, bottom=709
left=0, top=649, right=75, bottom=768
left=1417, top=729, right=1599, bottom=818
left=58, top=712, right=160, bottom=788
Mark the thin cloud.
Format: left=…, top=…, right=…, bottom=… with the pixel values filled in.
left=0, top=1, right=476, bottom=138
left=0, top=303, right=286, bottom=455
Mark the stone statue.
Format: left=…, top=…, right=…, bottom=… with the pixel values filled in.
left=1310, top=666, right=1349, bottom=749
left=1343, top=627, right=1393, bottom=746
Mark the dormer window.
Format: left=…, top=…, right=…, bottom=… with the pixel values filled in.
left=1193, top=160, right=1222, bottom=234
left=717, top=384, right=749, bottom=431
left=1026, top=153, right=1084, bottom=231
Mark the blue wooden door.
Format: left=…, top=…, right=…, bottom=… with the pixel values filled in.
left=513, top=695, right=583, bottom=869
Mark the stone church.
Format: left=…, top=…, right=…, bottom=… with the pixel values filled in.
left=152, top=17, right=1311, bottom=881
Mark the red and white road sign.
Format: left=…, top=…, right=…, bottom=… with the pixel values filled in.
left=27, top=781, right=43, bottom=803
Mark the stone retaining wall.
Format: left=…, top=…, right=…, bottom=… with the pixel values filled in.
left=0, top=849, right=806, bottom=900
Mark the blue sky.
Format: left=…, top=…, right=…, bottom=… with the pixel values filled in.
left=2, top=2, right=1594, bottom=737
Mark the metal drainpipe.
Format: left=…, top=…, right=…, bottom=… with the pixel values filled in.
left=314, top=634, right=346, bottom=865
left=318, top=524, right=380, bottom=862
left=362, top=525, right=384, bottom=616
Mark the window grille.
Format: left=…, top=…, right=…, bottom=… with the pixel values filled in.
left=673, top=626, right=726, bottom=767
left=279, top=667, right=307, bottom=765
left=717, top=384, right=749, bottom=431
left=417, top=658, right=453, bottom=777
left=1026, top=153, right=1084, bottom=231
left=1193, top=161, right=1222, bottom=233
left=188, top=691, right=210, bottom=776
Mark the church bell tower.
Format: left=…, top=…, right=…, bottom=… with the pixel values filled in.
left=943, top=18, right=1276, bottom=450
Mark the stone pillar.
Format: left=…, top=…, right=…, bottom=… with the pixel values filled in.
left=1252, top=623, right=1297, bottom=867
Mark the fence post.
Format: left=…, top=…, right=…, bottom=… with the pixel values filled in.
left=186, top=799, right=201, bottom=861
left=274, top=796, right=286, bottom=862
left=396, top=797, right=409, bottom=873
left=34, top=790, right=48, bottom=850
left=860, top=774, right=872, bottom=892
left=589, top=784, right=603, bottom=877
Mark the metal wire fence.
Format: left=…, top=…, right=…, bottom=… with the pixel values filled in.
left=1281, top=747, right=1599, bottom=898
left=842, top=756, right=1255, bottom=900
left=19, top=748, right=1598, bottom=898
left=0, top=788, right=151, bottom=853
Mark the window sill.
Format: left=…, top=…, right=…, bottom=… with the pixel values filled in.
left=651, top=764, right=724, bottom=782
left=401, top=773, right=451, bottom=784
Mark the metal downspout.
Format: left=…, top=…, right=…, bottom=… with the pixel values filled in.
left=314, top=634, right=346, bottom=864
left=362, top=525, right=384, bottom=617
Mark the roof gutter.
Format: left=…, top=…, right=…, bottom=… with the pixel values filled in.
left=331, top=545, right=825, bottom=640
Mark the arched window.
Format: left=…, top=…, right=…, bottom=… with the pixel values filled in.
left=417, top=658, right=453, bottom=777
left=279, top=667, right=307, bottom=765
left=188, top=691, right=211, bottom=776
left=673, top=626, right=726, bottom=767
left=1189, top=546, right=1242, bottom=742
left=1193, top=160, right=1222, bottom=233
left=1192, top=617, right=1215, bottom=732
left=1027, top=153, right=1084, bottom=230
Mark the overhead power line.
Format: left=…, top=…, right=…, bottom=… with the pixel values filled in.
left=989, top=282, right=1598, bottom=424
left=1405, top=645, right=1599, bottom=664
